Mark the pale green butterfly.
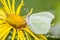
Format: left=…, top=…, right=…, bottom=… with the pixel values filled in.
left=26, top=12, right=55, bottom=34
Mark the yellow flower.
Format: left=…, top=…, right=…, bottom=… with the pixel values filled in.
left=0, top=0, right=47, bottom=40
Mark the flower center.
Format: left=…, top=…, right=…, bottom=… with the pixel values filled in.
left=6, top=14, right=27, bottom=29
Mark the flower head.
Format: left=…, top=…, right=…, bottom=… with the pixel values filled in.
left=0, top=0, right=54, bottom=40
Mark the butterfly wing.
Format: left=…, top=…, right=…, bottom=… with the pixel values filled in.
left=26, top=12, right=55, bottom=34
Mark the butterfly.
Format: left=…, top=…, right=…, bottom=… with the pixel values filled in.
left=26, top=12, right=55, bottom=34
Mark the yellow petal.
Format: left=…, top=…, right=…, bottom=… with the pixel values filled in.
left=29, top=8, right=33, bottom=15
left=0, top=24, right=12, bottom=33
left=0, top=16, right=5, bottom=19
left=0, top=9, right=6, bottom=16
left=0, top=0, right=10, bottom=14
left=12, top=0, right=15, bottom=14
left=0, top=24, right=8, bottom=33
left=39, top=34, right=47, bottom=40
left=17, top=30, right=26, bottom=40
left=8, top=0, right=11, bottom=12
left=24, top=31, right=31, bottom=40
left=12, top=28, right=16, bottom=40
left=22, top=28, right=40, bottom=40
left=0, top=26, right=12, bottom=39
left=0, top=20, right=4, bottom=25
left=0, top=9, right=6, bottom=19
left=17, top=31, right=20, bottom=40
left=16, top=0, right=24, bottom=15
left=2, top=29, right=10, bottom=40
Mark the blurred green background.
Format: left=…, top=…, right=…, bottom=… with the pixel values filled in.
left=18, top=0, right=60, bottom=40
left=0, top=0, right=60, bottom=40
